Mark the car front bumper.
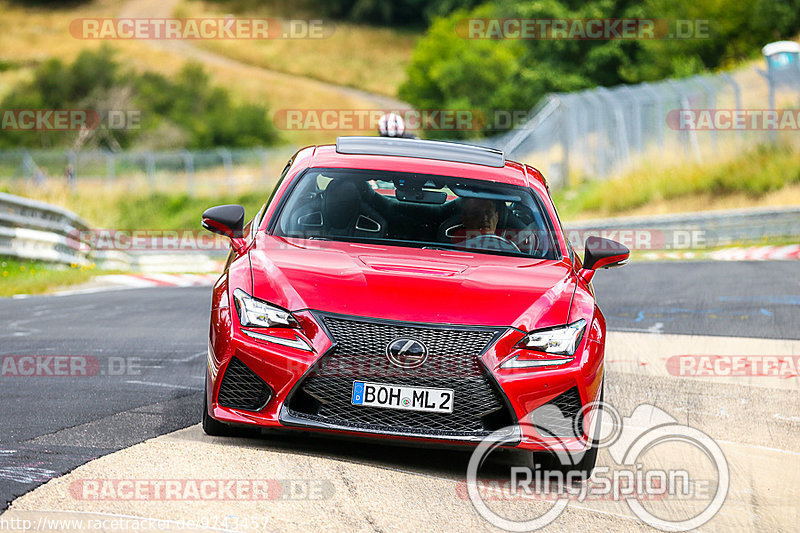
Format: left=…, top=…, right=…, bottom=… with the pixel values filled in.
left=207, top=307, right=603, bottom=453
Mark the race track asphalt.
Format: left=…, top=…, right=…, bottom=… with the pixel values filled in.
left=0, top=261, right=797, bottom=511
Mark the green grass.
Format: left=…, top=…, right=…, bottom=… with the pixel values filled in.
left=109, top=191, right=269, bottom=230
left=0, top=182, right=273, bottom=230
left=0, top=190, right=270, bottom=296
left=179, top=0, right=419, bottom=97
left=0, top=257, right=104, bottom=297
left=552, top=144, right=800, bottom=219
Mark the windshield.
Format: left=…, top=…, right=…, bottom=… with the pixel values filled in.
left=273, top=168, right=560, bottom=259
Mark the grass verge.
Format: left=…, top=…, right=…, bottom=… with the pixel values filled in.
left=0, top=182, right=272, bottom=230
left=0, top=257, right=107, bottom=297
left=179, top=0, right=419, bottom=98
left=553, top=144, right=800, bottom=220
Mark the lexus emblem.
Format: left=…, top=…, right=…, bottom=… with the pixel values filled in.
left=386, top=338, right=428, bottom=369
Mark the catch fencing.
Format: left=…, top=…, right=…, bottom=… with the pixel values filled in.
left=0, top=146, right=297, bottom=195
left=487, top=55, right=800, bottom=188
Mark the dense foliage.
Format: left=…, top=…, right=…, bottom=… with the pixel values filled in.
left=0, top=47, right=278, bottom=150
left=399, top=0, right=800, bottom=137
left=202, top=0, right=483, bottom=26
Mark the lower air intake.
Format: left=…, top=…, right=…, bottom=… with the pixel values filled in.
left=530, top=387, right=584, bottom=438
left=217, top=357, right=272, bottom=411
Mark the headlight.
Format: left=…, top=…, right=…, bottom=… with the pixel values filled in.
left=233, top=289, right=299, bottom=329
left=501, top=319, right=587, bottom=369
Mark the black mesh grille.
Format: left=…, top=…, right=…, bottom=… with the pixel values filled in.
left=530, top=387, right=584, bottom=437
left=324, top=316, right=498, bottom=361
left=218, top=357, right=272, bottom=411
left=286, top=314, right=515, bottom=438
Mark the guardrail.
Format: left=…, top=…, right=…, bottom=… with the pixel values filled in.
left=564, top=206, right=800, bottom=249
left=0, top=192, right=226, bottom=271
left=2, top=190, right=797, bottom=271
left=0, top=192, right=92, bottom=266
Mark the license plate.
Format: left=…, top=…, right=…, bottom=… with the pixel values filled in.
left=351, top=381, right=454, bottom=413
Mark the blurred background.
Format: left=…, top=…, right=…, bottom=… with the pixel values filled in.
left=0, top=0, right=799, bottom=294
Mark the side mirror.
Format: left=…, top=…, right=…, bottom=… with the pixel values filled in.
left=202, top=204, right=246, bottom=253
left=578, top=236, right=629, bottom=284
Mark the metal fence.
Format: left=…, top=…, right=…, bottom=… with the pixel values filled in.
left=0, top=191, right=91, bottom=265
left=0, top=146, right=297, bottom=194
left=487, top=57, right=800, bottom=189
left=3, top=54, right=799, bottom=195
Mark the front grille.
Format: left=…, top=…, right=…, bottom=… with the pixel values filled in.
left=530, top=387, right=584, bottom=437
left=285, top=314, right=515, bottom=438
left=218, top=357, right=272, bottom=411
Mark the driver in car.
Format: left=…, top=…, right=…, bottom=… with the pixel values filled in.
left=461, top=198, right=499, bottom=236
left=453, top=198, right=523, bottom=252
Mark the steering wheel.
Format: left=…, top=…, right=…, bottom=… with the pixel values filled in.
left=461, top=233, right=521, bottom=253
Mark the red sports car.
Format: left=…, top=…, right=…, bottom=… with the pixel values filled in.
left=201, top=136, right=629, bottom=474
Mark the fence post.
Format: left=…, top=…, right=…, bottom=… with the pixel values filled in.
left=767, top=71, right=776, bottom=143
left=501, top=95, right=559, bottom=158
left=581, top=91, right=606, bottom=178
left=639, top=82, right=664, bottom=150
left=573, top=92, right=591, bottom=178
left=693, top=75, right=718, bottom=154
left=145, top=151, right=156, bottom=191
left=620, top=85, right=645, bottom=168
left=596, top=87, right=629, bottom=178
left=66, top=150, right=77, bottom=189
left=217, top=148, right=233, bottom=192
left=181, top=149, right=195, bottom=196
left=260, top=148, right=269, bottom=183
left=105, top=151, right=115, bottom=184
left=720, top=73, right=743, bottom=146
left=551, top=95, right=573, bottom=187
left=21, top=149, right=33, bottom=181
left=666, top=80, right=700, bottom=162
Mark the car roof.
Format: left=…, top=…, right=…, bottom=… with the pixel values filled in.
left=336, top=136, right=506, bottom=167
left=305, top=140, right=544, bottom=189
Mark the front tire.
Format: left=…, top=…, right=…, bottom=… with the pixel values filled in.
left=202, top=378, right=235, bottom=436
left=566, top=382, right=603, bottom=479
left=532, top=382, right=603, bottom=480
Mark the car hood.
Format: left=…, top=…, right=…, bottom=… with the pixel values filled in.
left=249, top=236, right=577, bottom=330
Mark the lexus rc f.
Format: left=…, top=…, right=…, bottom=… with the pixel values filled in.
left=201, top=136, right=629, bottom=474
